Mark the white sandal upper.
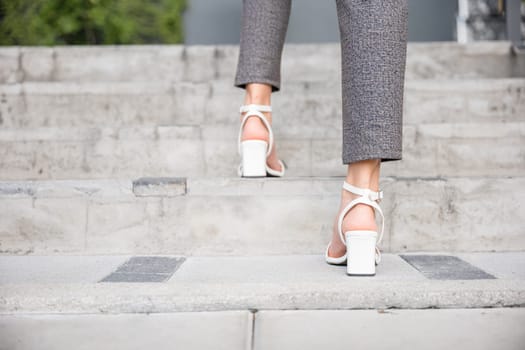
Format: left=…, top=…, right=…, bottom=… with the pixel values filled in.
left=238, top=104, right=285, bottom=177
left=326, top=181, right=385, bottom=265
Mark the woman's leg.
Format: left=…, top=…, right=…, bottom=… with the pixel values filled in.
left=329, top=0, right=409, bottom=257
left=234, top=0, right=291, bottom=171
left=234, top=0, right=291, bottom=92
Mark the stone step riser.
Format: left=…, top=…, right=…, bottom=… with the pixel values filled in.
left=1, top=309, right=524, bottom=350
left=0, top=79, right=523, bottom=128
left=0, top=123, right=523, bottom=179
left=0, top=42, right=523, bottom=84
left=0, top=177, right=523, bottom=255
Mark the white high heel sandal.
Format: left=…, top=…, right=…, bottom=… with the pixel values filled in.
left=325, top=181, right=385, bottom=276
left=237, top=104, right=285, bottom=177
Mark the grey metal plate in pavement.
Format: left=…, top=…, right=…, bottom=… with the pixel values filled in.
left=99, top=256, right=186, bottom=283
left=400, top=254, right=496, bottom=280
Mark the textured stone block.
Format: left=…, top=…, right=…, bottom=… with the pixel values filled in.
left=281, top=44, right=341, bottom=82
left=0, top=120, right=523, bottom=180
left=0, top=312, right=252, bottom=350
left=0, top=82, right=177, bottom=128
left=254, top=309, right=525, bottom=350
left=0, top=42, right=523, bottom=85
left=54, top=46, right=186, bottom=82
left=181, top=45, right=216, bottom=82
left=0, top=177, right=523, bottom=255
left=0, top=48, right=21, bottom=84
left=85, top=199, right=152, bottom=253
left=133, top=177, right=186, bottom=197
left=0, top=79, right=522, bottom=128
left=84, top=136, right=205, bottom=178
left=0, top=197, right=86, bottom=254
left=20, top=48, right=54, bottom=82
left=386, top=177, right=525, bottom=252
left=214, top=45, right=240, bottom=81
left=172, top=82, right=209, bottom=125
left=202, top=138, right=239, bottom=177
left=147, top=195, right=338, bottom=256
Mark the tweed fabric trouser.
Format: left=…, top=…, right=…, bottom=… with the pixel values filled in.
left=234, top=0, right=409, bottom=164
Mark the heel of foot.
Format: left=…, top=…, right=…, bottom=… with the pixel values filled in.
left=241, top=117, right=270, bottom=142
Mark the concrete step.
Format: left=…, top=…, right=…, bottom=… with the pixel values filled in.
left=0, top=42, right=523, bottom=85
left=1, top=253, right=524, bottom=349
left=1, top=121, right=523, bottom=180
left=1, top=253, right=524, bottom=311
left=0, top=176, right=523, bottom=255
left=1, top=78, right=523, bottom=128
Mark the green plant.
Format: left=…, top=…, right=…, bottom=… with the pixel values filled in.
left=0, top=0, right=187, bottom=45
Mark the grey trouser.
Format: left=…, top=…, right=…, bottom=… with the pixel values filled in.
left=234, top=0, right=409, bottom=164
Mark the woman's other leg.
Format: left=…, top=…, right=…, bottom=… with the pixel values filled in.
left=234, top=0, right=292, bottom=171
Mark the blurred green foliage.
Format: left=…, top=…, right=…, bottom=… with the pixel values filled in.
left=0, top=0, right=187, bottom=45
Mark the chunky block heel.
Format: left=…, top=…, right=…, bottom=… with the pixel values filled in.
left=240, top=140, right=268, bottom=177
left=345, top=230, right=378, bottom=276
left=237, top=104, right=285, bottom=177
left=326, top=181, right=384, bottom=275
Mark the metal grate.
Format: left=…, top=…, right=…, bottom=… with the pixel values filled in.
left=400, top=254, right=496, bottom=280
left=99, top=256, right=186, bottom=283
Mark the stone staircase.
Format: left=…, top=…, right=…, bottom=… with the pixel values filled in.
left=0, top=41, right=524, bottom=349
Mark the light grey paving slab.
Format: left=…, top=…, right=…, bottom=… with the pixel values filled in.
left=0, top=257, right=524, bottom=312
left=0, top=256, right=130, bottom=284
left=0, top=311, right=252, bottom=350
left=254, top=308, right=525, bottom=350
left=169, top=254, right=424, bottom=284
left=458, top=252, right=525, bottom=280
left=400, top=254, right=496, bottom=280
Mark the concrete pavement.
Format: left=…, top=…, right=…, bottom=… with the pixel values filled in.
left=1, top=253, right=524, bottom=349
left=1, top=253, right=524, bottom=313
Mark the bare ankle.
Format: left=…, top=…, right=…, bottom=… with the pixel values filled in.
left=244, top=83, right=272, bottom=105
left=345, top=159, right=381, bottom=191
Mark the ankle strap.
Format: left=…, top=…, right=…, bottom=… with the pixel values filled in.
left=343, top=181, right=383, bottom=202
left=238, top=104, right=274, bottom=156
left=240, top=104, right=272, bottom=113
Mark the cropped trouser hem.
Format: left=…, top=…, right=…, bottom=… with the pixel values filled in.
left=234, top=76, right=281, bottom=93
left=342, top=150, right=402, bottom=165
